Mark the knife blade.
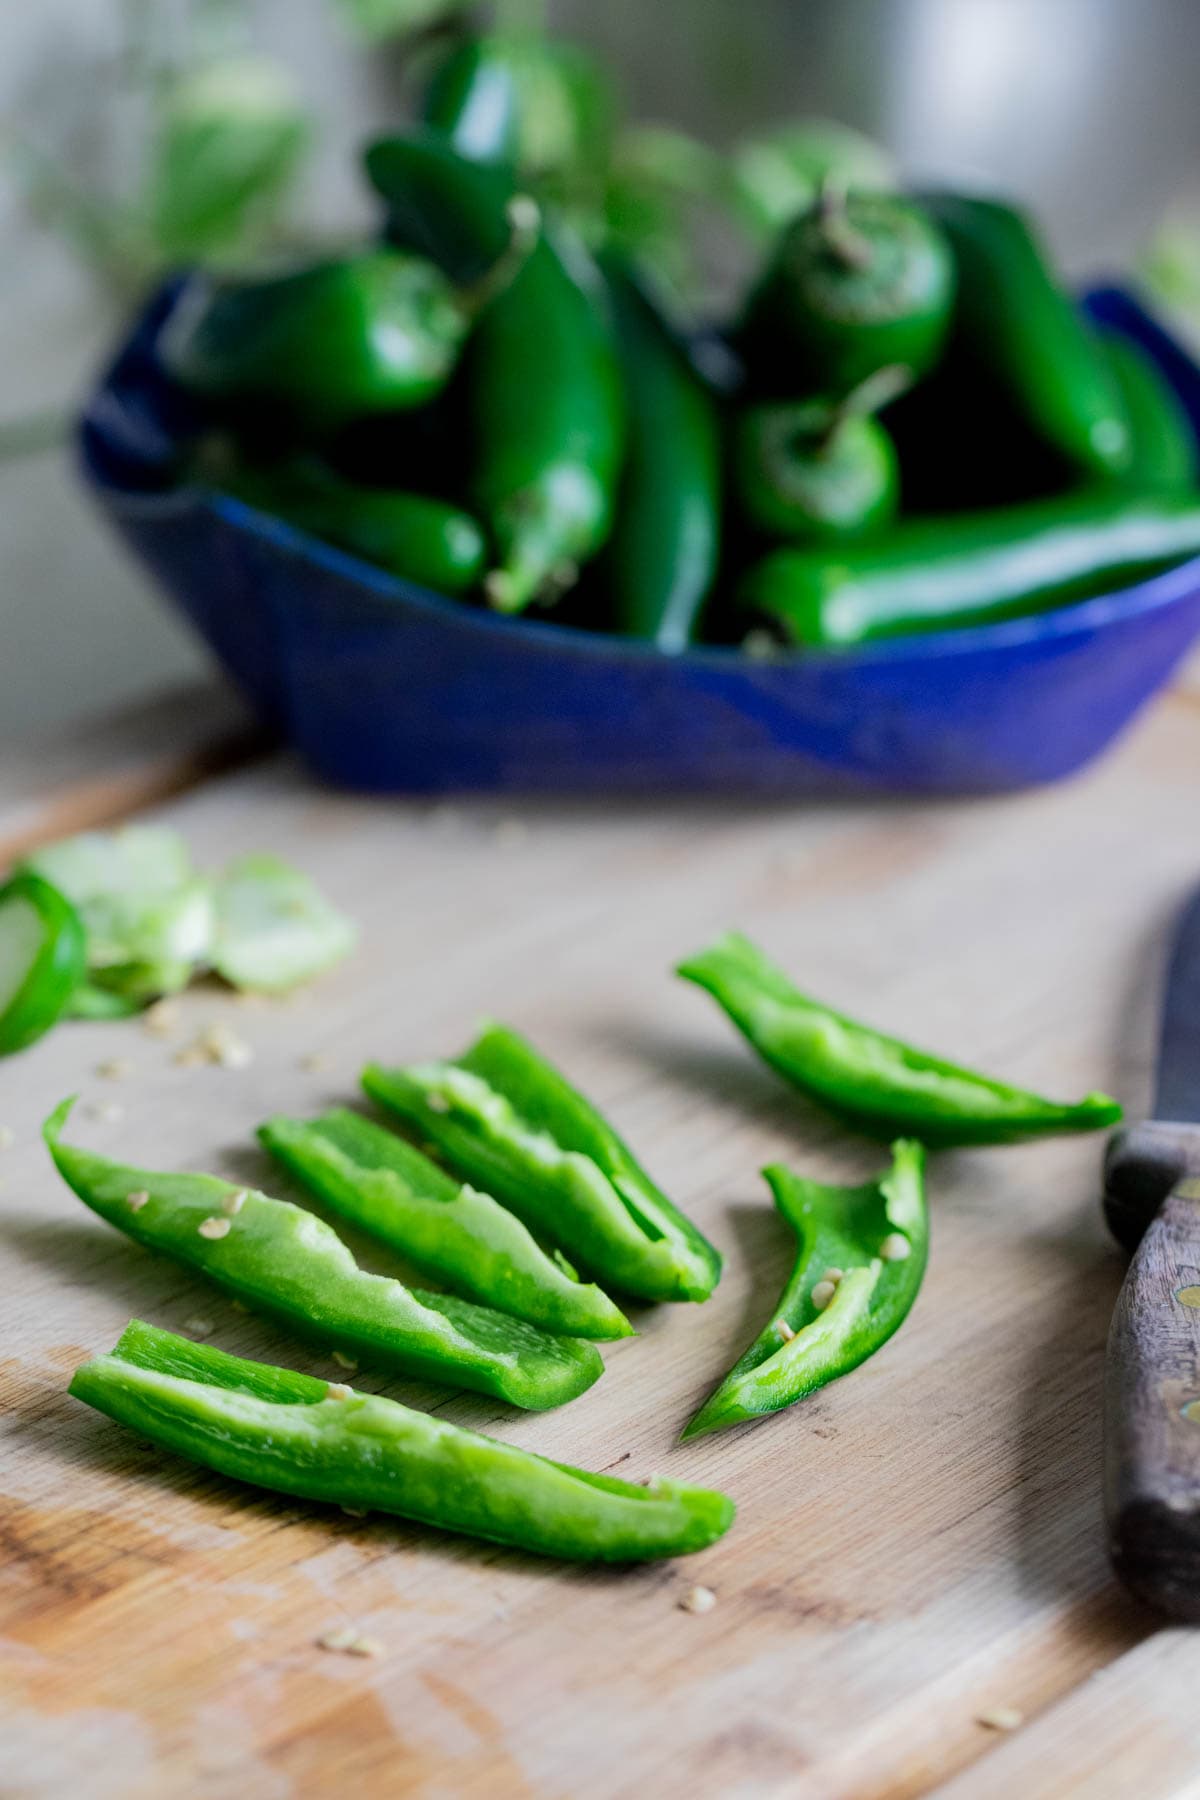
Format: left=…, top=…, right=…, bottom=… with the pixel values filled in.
left=1155, top=886, right=1200, bottom=1123
left=1104, top=883, right=1200, bottom=1618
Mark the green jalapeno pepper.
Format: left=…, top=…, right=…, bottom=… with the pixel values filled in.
left=71, top=1321, right=734, bottom=1562
left=732, top=365, right=909, bottom=544
left=366, top=129, right=517, bottom=285
left=599, top=257, right=722, bottom=649
left=740, top=187, right=954, bottom=393
left=677, top=932, right=1121, bottom=1145
left=160, top=208, right=537, bottom=439
left=739, top=488, right=1200, bottom=647
left=364, top=133, right=625, bottom=613
left=468, top=240, right=626, bottom=611
left=220, top=461, right=486, bottom=595
left=682, top=1140, right=927, bottom=1439
left=423, top=31, right=616, bottom=212
left=259, top=1108, right=632, bottom=1339
left=362, top=1022, right=721, bottom=1303
left=23, top=825, right=213, bottom=1005
left=0, top=873, right=88, bottom=1056
left=922, top=192, right=1131, bottom=478
left=1101, top=332, right=1198, bottom=493
left=44, top=1099, right=602, bottom=1410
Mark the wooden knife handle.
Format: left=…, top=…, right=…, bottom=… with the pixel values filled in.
left=1105, top=1178, right=1200, bottom=1618
left=1103, top=1120, right=1200, bottom=1251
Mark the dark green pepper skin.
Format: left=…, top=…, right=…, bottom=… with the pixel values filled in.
left=220, top=461, right=486, bottom=595
left=739, top=489, right=1200, bottom=647
left=468, top=236, right=625, bottom=612
left=1102, top=332, right=1198, bottom=493
left=732, top=394, right=899, bottom=544
left=923, top=193, right=1131, bottom=478
left=682, top=1141, right=927, bottom=1439
left=366, top=130, right=516, bottom=286
left=678, top=932, right=1122, bottom=1145
left=71, top=1321, right=734, bottom=1562
left=423, top=32, right=616, bottom=210
left=44, top=1098, right=602, bottom=1410
left=599, top=259, right=722, bottom=649
left=740, top=191, right=955, bottom=392
left=160, top=249, right=469, bottom=438
left=363, top=1021, right=721, bottom=1304
left=364, top=133, right=625, bottom=613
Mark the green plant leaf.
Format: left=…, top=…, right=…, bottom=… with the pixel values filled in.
left=146, top=57, right=310, bottom=264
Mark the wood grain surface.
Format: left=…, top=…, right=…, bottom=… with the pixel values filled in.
left=4, top=681, right=1200, bottom=1798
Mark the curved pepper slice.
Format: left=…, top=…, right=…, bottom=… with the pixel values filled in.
left=259, top=1109, right=632, bottom=1340
left=363, top=1023, right=721, bottom=1303
left=677, top=932, right=1121, bottom=1145
left=683, top=1140, right=927, bottom=1438
left=0, top=873, right=88, bottom=1056
left=44, top=1100, right=601, bottom=1411
left=71, top=1321, right=734, bottom=1562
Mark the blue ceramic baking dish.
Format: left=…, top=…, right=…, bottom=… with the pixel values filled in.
left=79, top=280, right=1200, bottom=795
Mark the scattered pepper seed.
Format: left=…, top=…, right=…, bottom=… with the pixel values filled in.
left=126, top=1189, right=150, bottom=1212
left=142, top=999, right=181, bottom=1038
left=221, top=1189, right=248, bottom=1217
left=426, top=1093, right=450, bottom=1114
left=977, top=1706, right=1024, bottom=1732
left=184, top=1316, right=215, bottom=1339
left=198, top=1217, right=231, bottom=1240
left=175, top=1023, right=255, bottom=1070
left=811, top=1280, right=838, bottom=1312
left=679, top=1585, right=717, bottom=1615
left=341, top=1505, right=368, bottom=1519
left=492, top=818, right=530, bottom=849
left=86, top=1100, right=125, bottom=1123
left=299, top=1052, right=332, bottom=1073
left=0, top=1125, right=14, bottom=1151
left=96, top=1059, right=132, bottom=1081
left=822, top=1267, right=846, bottom=1284
left=879, top=1233, right=911, bottom=1262
left=326, top=1382, right=354, bottom=1402
left=331, top=1351, right=358, bottom=1371
left=316, top=1626, right=382, bottom=1657
left=775, top=1318, right=796, bottom=1342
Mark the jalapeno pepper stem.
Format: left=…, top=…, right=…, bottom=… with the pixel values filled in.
left=814, top=173, right=874, bottom=273
left=819, top=363, right=912, bottom=452
left=456, top=195, right=542, bottom=318
left=495, top=0, right=548, bottom=32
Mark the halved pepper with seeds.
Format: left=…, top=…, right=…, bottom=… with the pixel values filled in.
left=44, top=1098, right=602, bottom=1411
left=682, top=1139, right=927, bottom=1439
left=258, top=1108, right=631, bottom=1340
left=71, top=1320, right=735, bottom=1562
left=678, top=931, right=1121, bottom=1144
left=362, top=1022, right=721, bottom=1303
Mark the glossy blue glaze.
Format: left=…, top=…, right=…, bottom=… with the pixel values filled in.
left=78, top=280, right=1200, bottom=794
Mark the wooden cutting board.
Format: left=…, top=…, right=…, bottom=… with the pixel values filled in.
left=5, top=677, right=1200, bottom=1800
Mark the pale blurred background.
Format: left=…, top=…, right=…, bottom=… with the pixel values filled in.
left=5, top=0, right=1200, bottom=740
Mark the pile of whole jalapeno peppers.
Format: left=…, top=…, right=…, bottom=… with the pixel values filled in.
left=53, top=926, right=1121, bottom=1563
left=157, top=22, right=1200, bottom=652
